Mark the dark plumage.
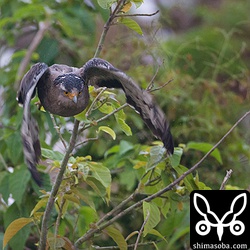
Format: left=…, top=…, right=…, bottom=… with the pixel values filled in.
left=17, top=58, right=174, bottom=185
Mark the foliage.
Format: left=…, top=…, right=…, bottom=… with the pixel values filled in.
left=0, top=0, right=249, bottom=250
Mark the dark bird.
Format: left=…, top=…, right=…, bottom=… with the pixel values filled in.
left=17, top=58, right=174, bottom=185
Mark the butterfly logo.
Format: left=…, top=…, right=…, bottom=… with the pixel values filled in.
left=193, top=193, right=247, bottom=241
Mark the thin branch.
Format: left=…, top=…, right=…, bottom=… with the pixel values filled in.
left=94, top=0, right=126, bottom=58
left=220, top=169, right=233, bottom=190
left=134, top=210, right=150, bottom=250
left=115, top=10, right=160, bottom=18
left=85, top=87, right=107, bottom=117
left=78, top=103, right=129, bottom=134
left=96, top=189, right=138, bottom=227
left=15, top=21, right=50, bottom=88
left=54, top=198, right=66, bottom=249
left=50, top=114, right=67, bottom=149
left=74, top=110, right=250, bottom=248
left=146, top=66, right=160, bottom=91
left=149, top=79, right=174, bottom=93
left=92, top=240, right=162, bottom=249
left=39, top=120, right=80, bottom=250
left=75, top=137, right=98, bottom=148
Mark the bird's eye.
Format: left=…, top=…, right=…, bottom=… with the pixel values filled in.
left=78, top=91, right=82, bottom=96
left=64, top=91, right=69, bottom=95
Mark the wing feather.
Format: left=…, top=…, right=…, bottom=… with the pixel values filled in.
left=17, top=63, right=49, bottom=185
left=82, top=58, right=174, bottom=154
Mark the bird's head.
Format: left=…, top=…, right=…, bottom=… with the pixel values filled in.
left=54, top=74, right=85, bottom=103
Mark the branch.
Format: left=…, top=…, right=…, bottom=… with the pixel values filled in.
left=74, top=110, right=250, bottom=248
left=39, top=120, right=80, bottom=250
left=78, top=103, right=129, bottom=134
left=92, top=240, right=161, bottom=249
left=149, top=78, right=174, bottom=93
left=115, top=10, right=160, bottom=18
left=54, top=198, right=66, bottom=249
left=50, top=114, right=67, bottom=149
left=134, top=210, right=150, bottom=250
left=220, top=169, right=233, bottom=190
left=85, top=87, right=107, bottom=117
left=94, top=0, right=126, bottom=58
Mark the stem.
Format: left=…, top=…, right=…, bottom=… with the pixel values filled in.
left=115, top=10, right=159, bottom=18
left=94, top=0, right=126, bottom=58
left=50, top=114, right=67, bottom=149
left=134, top=210, right=150, bottom=250
left=220, top=169, right=233, bottom=190
left=78, top=103, right=129, bottom=134
left=54, top=198, right=66, bottom=249
left=39, top=120, right=80, bottom=250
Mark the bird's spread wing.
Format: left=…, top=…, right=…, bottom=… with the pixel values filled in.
left=82, top=58, right=174, bottom=154
left=17, top=63, right=49, bottom=185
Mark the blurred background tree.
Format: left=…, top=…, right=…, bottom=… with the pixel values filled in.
left=0, top=0, right=249, bottom=249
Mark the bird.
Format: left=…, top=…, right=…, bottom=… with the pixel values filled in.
left=17, top=58, right=174, bottom=185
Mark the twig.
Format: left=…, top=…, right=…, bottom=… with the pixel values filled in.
left=92, top=240, right=162, bottom=249
left=75, top=137, right=98, bottom=148
left=94, top=0, right=126, bottom=58
left=78, top=103, right=129, bottom=134
left=50, top=114, right=67, bottom=149
left=134, top=210, right=150, bottom=250
left=220, top=169, right=233, bottom=190
left=115, top=10, right=160, bottom=18
left=15, top=21, right=50, bottom=88
left=149, top=79, right=174, bottom=93
left=85, top=87, right=107, bottom=117
left=146, top=66, right=160, bottom=91
left=54, top=198, right=66, bottom=249
left=39, top=120, right=80, bottom=250
left=74, top=110, right=250, bottom=248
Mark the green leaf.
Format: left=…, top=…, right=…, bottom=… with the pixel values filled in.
left=41, top=148, right=64, bottom=161
left=132, top=0, right=144, bottom=8
left=118, top=17, right=143, bottom=35
left=0, top=171, right=10, bottom=203
left=78, top=206, right=98, bottom=235
left=148, top=229, right=167, bottom=243
left=71, top=187, right=96, bottom=210
left=186, top=142, right=223, bottom=164
left=119, top=140, right=134, bottom=156
left=97, top=126, right=116, bottom=140
left=98, top=103, right=115, bottom=114
left=104, top=225, right=127, bottom=250
left=97, top=0, right=116, bottom=9
left=174, top=165, right=198, bottom=191
left=115, top=117, right=132, bottom=136
left=143, top=202, right=161, bottom=236
left=170, top=147, right=183, bottom=168
left=9, top=167, right=30, bottom=207
left=146, top=146, right=166, bottom=171
left=88, top=162, right=111, bottom=188
left=30, top=197, right=48, bottom=217
left=13, top=4, right=45, bottom=20
left=3, top=217, right=33, bottom=249
left=85, top=177, right=106, bottom=197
